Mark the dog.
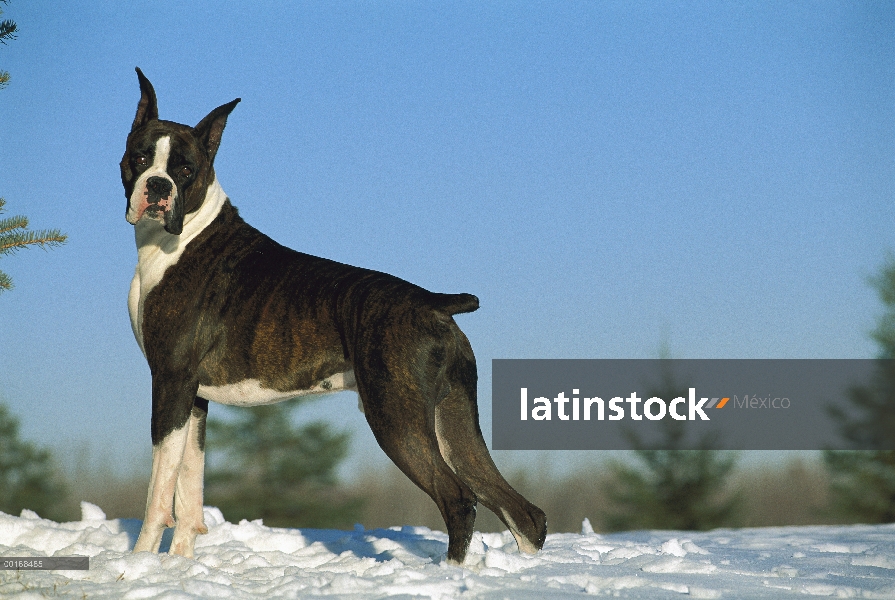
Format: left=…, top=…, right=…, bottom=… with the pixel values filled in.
left=120, top=68, right=546, bottom=563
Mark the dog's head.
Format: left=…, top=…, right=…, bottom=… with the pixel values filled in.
left=121, top=68, right=240, bottom=235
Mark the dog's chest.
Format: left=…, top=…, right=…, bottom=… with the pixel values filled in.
left=128, top=238, right=182, bottom=354
left=129, top=178, right=228, bottom=355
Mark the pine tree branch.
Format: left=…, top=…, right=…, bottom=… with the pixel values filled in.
left=0, top=229, right=68, bottom=255
left=0, top=214, right=28, bottom=235
left=0, top=197, right=67, bottom=294
left=0, top=0, right=15, bottom=90
left=0, top=19, right=16, bottom=44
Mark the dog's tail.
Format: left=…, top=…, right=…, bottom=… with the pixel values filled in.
left=429, top=292, right=479, bottom=315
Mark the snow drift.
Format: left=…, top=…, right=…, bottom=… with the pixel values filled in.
left=1, top=502, right=895, bottom=598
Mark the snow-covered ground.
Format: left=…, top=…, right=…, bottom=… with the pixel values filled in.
left=2, top=502, right=895, bottom=599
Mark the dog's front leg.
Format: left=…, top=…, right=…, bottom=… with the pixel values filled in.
left=134, top=376, right=199, bottom=554
left=134, top=422, right=190, bottom=553
left=170, top=398, right=209, bottom=558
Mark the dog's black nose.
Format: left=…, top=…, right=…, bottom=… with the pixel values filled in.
left=146, top=176, right=173, bottom=202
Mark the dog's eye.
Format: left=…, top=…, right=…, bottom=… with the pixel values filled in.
left=135, top=155, right=149, bottom=167
left=180, top=166, right=193, bottom=178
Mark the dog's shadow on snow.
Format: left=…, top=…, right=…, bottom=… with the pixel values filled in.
left=118, top=519, right=445, bottom=563
left=298, top=526, right=448, bottom=563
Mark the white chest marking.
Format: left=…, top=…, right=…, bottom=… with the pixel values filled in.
left=128, top=175, right=228, bottom=355
left=198, top=371, right=358, bottom=407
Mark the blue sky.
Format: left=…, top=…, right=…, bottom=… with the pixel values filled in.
left=0, top=1, right=892, bottom=477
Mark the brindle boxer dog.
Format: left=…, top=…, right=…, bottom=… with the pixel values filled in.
left=121, top=68, right=547, bottom=563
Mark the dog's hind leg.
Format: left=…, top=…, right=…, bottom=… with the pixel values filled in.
left=170, top=398, right=209, bottom=558
left=358, top=380, right=477, bottom=564
left=435, top=392, right=547, bottom=554
left=435, top=336, right=547, bottom=555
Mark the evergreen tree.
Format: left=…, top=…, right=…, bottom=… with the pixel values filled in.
left=0, top=0, right=18, bottom=89
left=0, top=198, right=67, bottom=293
left=0, top=403, right=67, bottom=519
left=605, top=361, right=739, bottom=531
left=824, top=256, right=895, bottom=522
left=205, top=400, right=363, bottom=529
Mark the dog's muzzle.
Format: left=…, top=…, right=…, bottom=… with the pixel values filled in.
left=128, top=175, right=184, bottom=235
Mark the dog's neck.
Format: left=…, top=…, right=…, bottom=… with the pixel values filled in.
left=135, top=177, right=227, bottom=256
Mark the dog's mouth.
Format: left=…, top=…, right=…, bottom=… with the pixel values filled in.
left=140, top=194, right=172, bottom=219
left=128, top=176, right=184, bottom=234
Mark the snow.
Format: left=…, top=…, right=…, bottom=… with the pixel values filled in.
left=2, top=502, right=895, bottom=598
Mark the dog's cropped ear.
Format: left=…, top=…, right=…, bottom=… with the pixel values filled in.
left=194, top=98, right=241, bottom=164
left=132, top=67, right=159, bottom=132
